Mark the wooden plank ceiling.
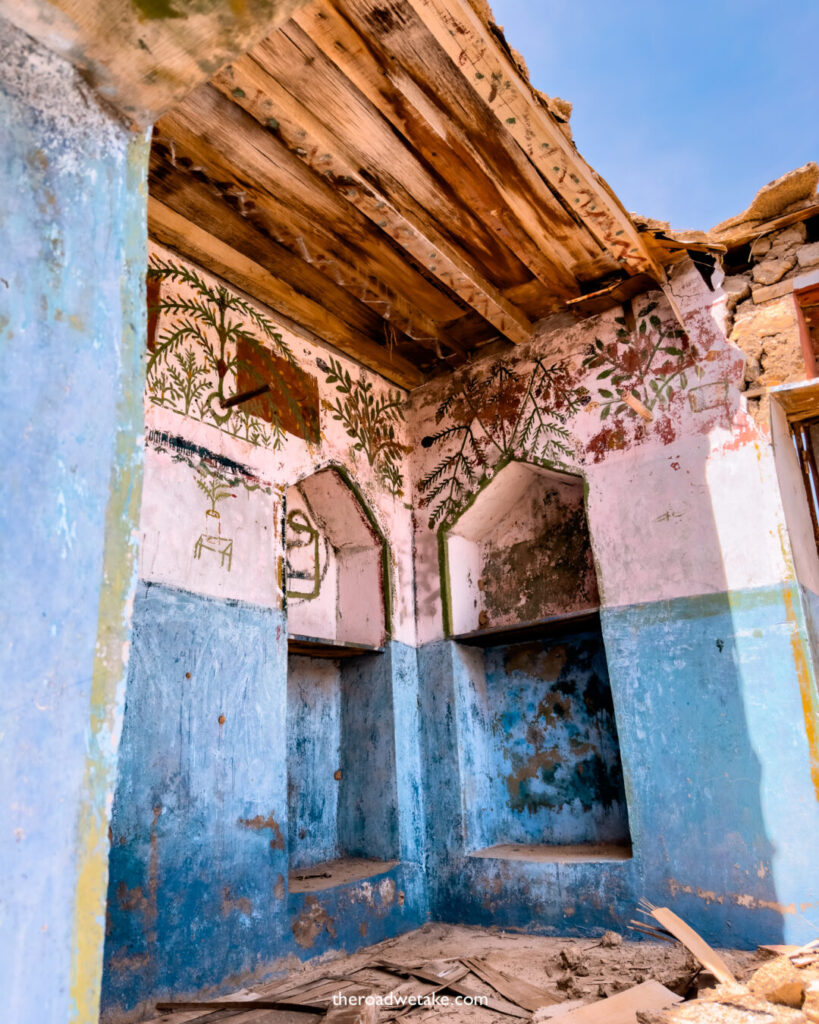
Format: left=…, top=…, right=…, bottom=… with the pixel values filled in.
left=150, top=0, right=679, bottom=388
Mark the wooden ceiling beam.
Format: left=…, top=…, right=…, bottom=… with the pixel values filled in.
left=151, top=135, right=453, bottom=355
left=158, top=86, right=464, bottom=326
left=268, top=15, right=582, bottom=302
left=247, top=23, right=527, bottom=286
left=212, top=56, right=534, bottom=345
left=399, top=0, right=658, bottom=276
left=297, top=0, right=598, bottom=282
left=149, top=198, right=425, bottom=389
left=149, top=150, right=413, bottom=348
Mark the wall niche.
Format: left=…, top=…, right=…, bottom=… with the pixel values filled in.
left=284, top=468, right=398, bottom=890
left=443, top=461, right=632, bottom=861
left=444, top=461, right=598, bottom=638
left=285, top=467, right=386, bottom=651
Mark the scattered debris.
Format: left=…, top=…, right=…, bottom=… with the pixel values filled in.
left=461, top=956, right=559, bottom=1011
left=545, top=980, right=682, bottom=1023
left=146, top=920, right=819, bottom=1024
left=640, top=899, right=737, bottom=985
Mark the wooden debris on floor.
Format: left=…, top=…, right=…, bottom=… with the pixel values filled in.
left=146, top=919, right=819, bottom=1024
left=462, top=956, right=560, bottom=1011
left=638, top=898, right=737, bottom=985
left=532, top=979, right=682, bottom=1023
left=638, top=934, right=819, bottom=1023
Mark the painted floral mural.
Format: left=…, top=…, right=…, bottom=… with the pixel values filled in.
left=418, top=357, right=588, bottom=528
left=581, top=301, right=703, bottom=421
left=146, top=255, right=307, bottom=450
left=319, top=356, right=408, bottom=498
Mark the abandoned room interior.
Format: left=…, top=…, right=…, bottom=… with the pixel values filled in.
left=3, top=0, right=819, bottom=1022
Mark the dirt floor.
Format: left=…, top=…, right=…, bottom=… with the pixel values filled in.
left=141, top=923, right=818, bottom=1024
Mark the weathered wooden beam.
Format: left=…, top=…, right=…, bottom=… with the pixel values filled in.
left=398, top=0, right=657, bottom=275
left=149, top=198, right=425, bottom=389
left=244, top=23, right=526, bottom=287
left=150, top=152, right=426, bottom=355
left=277, top=13, right=583, bottom=302
left=158, top=86, right=463, bottom=327
left=151, top=135, right=457, bottom=356
left=213, top=56, right=534, bottom=344
left=0, top=0, right=309, bottom=126
left=295, top=0, right=595, bottom=288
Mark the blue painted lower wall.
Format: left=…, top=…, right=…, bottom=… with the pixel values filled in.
left=463, top=630, right=630, bottom=849
left=102, top=583, right=428, bottom=1022
left=418, top=582, right=819, bottom=949
left=102, top=578, right=819, bottom=1019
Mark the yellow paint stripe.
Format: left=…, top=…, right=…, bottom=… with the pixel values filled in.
left=68, top=133, right=149, bottom=1024
left=783, top=587, right=819, bottom=802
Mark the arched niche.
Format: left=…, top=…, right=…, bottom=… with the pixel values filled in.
left=285, top=467, right=388, bottom=651
left=440, top=461, right=632, bottom=860
left=283, top=468, right=399, bottom=885
left=442, top=461, right=599, bottom=638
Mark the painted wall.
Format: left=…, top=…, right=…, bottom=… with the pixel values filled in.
left=288, top=656, right=343, bottom=867
left=102, top=245, right=428, bottom=1020
left=468, top=630, right=629, bottom=850
left=104, top=582, right=290, bottom=1014
left=0, top=21, right=147, bottom=1024
left=287, top=650, right=401, bottom=868
left=409, top=259, right=819, bottom=947
left=100, top=227, right=819, bottom=1022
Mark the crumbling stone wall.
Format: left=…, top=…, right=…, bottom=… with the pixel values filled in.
left=723, top=218, right=819, bottom=423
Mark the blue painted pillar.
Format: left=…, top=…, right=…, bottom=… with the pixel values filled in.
left=0, top=21, right=148, bottom=1024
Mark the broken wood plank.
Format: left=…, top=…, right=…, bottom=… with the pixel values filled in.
left=387, top=965, right=469, bottom=1019
left=399, top=0, right=656, bottom=275
left=373, top=960, right=529, bottom=1018
left=155, top=998, right=324, bottom=1013
left=289, top=1, right=584, bottom=299
left=627, top=919, right=676, bottom=944
left=549, top=980, right=682, bottom=1023
left=212, top=56, right=534, bottom=345
left=148, top=199, right=424, bottom=390
left=461, top=956, right=559, bottom=1011
left=649, top=906, right=737, bottom=985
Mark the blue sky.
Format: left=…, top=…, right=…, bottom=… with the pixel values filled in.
left=489, top=0, right=819, bottom=230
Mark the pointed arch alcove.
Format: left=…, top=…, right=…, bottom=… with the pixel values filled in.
left=284, top=467, right=398, bottom=888
left=440, top=461, right=633, bottom=862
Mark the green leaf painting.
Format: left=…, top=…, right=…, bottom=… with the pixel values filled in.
left=146, top=255, right=303, bottom=451
left=581, top=301, right=704, bottom=421
left=417, top=357, right=587, bottom=529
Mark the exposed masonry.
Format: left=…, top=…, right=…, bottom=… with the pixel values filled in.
left=725, top=216, right=819, bottom=421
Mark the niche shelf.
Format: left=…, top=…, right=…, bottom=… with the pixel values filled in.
left=453, top=609, right=601, bottom=648
left=468, top=842, right=632, bottom=864
left=289, top=857, right=399, bottom=893
left=441, top=461, right=633, bottom=859
left=285, top=468, right=397, bottom=883
left=287, top=634, right=384, bottom=659
left=285, top=467, right=387, bottom=650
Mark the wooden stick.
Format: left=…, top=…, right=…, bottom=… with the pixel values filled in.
left=155, top=998, right=325, bottom=1013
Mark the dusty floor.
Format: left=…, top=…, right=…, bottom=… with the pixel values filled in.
left=140, top=922, right=773, bottom=1023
